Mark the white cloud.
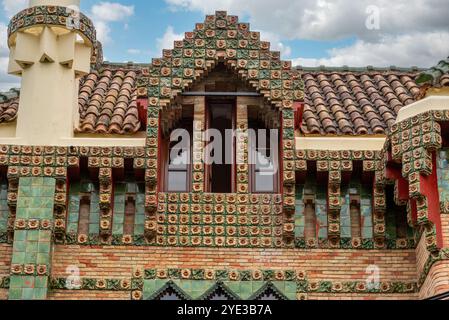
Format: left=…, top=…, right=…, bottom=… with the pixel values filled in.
left=292, top=31, right=449, bottom=67
left=90, top=2, right=135, bottom=44
left=258, top=31, right=292, bottom=58
left=156, top=26, right=184, bottom=53
left=2, top=0, right=27, bottom=18
left=165, top=0, right=449, bottom=41
left=165, top=0, right=449, bottom=67
left=0, top=22, right=19, bottom=91
left=91, top=2, right=134, bottom=22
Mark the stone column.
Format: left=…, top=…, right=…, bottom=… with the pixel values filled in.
left=192, top=97, right=205, bottom=193
left=236, top=98, right=249, bottom=194
left=7, top=0, right=93, bottom=146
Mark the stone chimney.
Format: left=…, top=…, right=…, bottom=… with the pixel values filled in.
left=7, top=0, right=95, bottom=145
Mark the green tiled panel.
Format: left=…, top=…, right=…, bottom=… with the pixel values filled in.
left=294, top=185, right=305, bottom=238
left=89, top=190, right=100, bottom=235
left=437, top=149, right=449, bottom=203
left=385, top=208, right=397, bottom=240
left=134, top=183, right=146, bottom=236
left=361, top=185, right=373, bottom=239
left=67, top=194, right=80, bottom=234
left=143, top=279, right=296, bottom=300
left=0, top=180, right=8, bottom=232
left=316, top=185, right=327, bottom=239
left=9, top=177, right=55, bottom=301
left=113, top=181, right=146, bottom=236
left=340, top=186, right=351, bottom=238
left=113, top=183, right=126, bottom=235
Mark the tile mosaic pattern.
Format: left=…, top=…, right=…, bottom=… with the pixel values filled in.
left=139, top=10, right=303, bottom=110
left=389, top=109, right=447, bottom=252
left=8, top=6, right=96, bottom=50
left=0, top=89, right=19, bottom=124
left=67, top=179, right=99, bottom=237
left=9, top=177, right=55, bottom=300
left=0, top=180, right=9, bottom=236
left=437, top=149, right=449, bottom=205
left=112, top=182, right=145, bottom=237
left=300, top=68, right=420, bottom=135
left=154, top=193, right=284, bottom=247
left=138, top=268, right=302, bottom=300
left=339, top=184, right=373, bottom=239
left=76, top=69, right=142, bottom=134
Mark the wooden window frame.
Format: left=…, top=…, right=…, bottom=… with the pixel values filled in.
left=248, top=120, right=280, bottom=194
left=204, top=98, right=237, bottom=194
left=162, top=118, right=193, bottom=193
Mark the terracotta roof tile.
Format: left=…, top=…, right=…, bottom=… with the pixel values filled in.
left=416, top=56, right=449, bottom=86
left=299, top=68, right=421, bottom=135
left=0, top=64, right=429, bottom=137
left=0, top=89, right=19, bottom=124
left=76, top=68, right=142, bottom=135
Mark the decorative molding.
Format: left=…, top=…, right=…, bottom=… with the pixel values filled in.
left=418, top=248, right=449, bottom=289
left=50, top=277, right=132, bottom=291
left=8, top=6, right=96, bottom=48
left=301, top=281, right=417, bottom=294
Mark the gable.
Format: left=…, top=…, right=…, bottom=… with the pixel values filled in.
left=137, top=11, right=304, bottom=111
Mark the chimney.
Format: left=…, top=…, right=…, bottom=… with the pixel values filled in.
left=7, top=0, right=94, bottom=145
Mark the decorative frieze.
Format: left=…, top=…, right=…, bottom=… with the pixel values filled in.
left=8, top=6, right=97, bottom=51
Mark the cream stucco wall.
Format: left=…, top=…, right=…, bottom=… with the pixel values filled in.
left=29, top=0, right=80, bottom=7
left=295, top=134, right=387, bottom=151
left=396, top=95, right=449, bottom=123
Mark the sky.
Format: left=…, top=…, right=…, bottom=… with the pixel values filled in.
left=1, top=0, right=449, bottom=91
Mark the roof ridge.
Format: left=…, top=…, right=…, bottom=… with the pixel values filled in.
left=0, top=88, right=20, bottom=103
left=296, top=65, right=425, bottom=72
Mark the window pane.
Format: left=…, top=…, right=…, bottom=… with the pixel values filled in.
left=169, top=149, right=189, bottom=170
left=167, top=171, right=188, bottom=192
left=255, top=172, right=274, bottom=192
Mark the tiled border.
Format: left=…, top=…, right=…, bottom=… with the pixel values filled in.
left=8, top=6, right=96, bottom=47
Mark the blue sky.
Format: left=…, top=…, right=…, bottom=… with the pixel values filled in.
left=1, top=0, right=449, bottom=91
left=78, top=0, right=355, bottom=64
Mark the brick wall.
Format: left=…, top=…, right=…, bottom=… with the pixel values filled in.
left=49, top=290, right=129, bottom=300
left=419, top=260, right=449, bottom=299
left=442, top=215, right=449, bottom=248
left=416, top=215, right=449, bottom=299
left=49, top=245, right=418, bottom=300
left=0, top=289, right=7, bottom=300
left=308, top=293, right=418, bottom=300
left=415, top=235, right=430, bottom=277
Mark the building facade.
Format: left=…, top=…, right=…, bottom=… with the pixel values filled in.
left=0, top=0, right=449, bottom=300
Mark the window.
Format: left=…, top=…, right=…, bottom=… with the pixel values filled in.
left=248, top=121, right=279, bottom=193
left=349, top=188, right=362, bottom=238
left=78, top=195, right=91, bottom=235
left=163, top=117, right=193, bottom=192
left=205, top=100, right=235, bottom=193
